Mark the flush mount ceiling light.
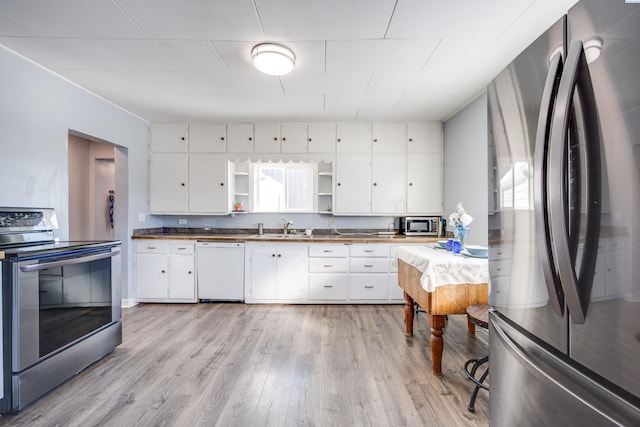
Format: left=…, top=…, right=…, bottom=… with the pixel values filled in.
left=251, top=43, right=296, bottom=76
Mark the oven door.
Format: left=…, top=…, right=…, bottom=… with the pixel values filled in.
left=13, top=246, right=121, bottom=372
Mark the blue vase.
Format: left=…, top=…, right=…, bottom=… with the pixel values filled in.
left=454, top=225, right=469, bottom=247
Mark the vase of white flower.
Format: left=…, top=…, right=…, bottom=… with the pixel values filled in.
left=449, top=203, right=473, bottom=247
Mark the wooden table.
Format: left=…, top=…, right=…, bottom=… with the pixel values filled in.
left=396, top=248, right=489, bottom=376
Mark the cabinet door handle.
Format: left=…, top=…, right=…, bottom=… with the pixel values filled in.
left=324, top=284, right=334, bottom=288
left=161, top=270, right=166, bottom=273
left=272, top=254, right=276, bottom=257
left=308, top=138, right=312, bottom=142
left=273, top=137, right=278, bottom=141
left=373, top=138, right=378, bottom=142
left=373, top=182, right=377, bottom=186
left=408, top=138, right=413, bottom=142
left=277, top=254, right=282, bottom=258
left=220, top=182, right=224, bottom=186
left=409, top=182, right=413, bottom=186
left=364, top=285, right=374, bottom=288
left=282, top=137, right=287, bottom=141
left=220, top=137, right=225, bottom=141
left=248, top=137, right=253, bottom=141
left=188, top=271, right=192, bottom=274
left=181, top=183, right=185, bottom=187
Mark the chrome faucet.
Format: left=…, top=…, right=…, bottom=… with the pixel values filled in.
left=281, top=217, right=294, bottom=234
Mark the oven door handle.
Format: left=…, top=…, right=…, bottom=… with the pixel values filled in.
left=19, top=247, right=121, bottom=272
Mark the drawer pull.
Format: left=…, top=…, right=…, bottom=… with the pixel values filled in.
left=323, top=264, right=333, bottom=267
left=323, top=249, right=333, bottom=253
left=364, top=285, right=374, bottom=289
left=323, top=285, right=334, bottom=288
left=364, top=250, right=374, bottom=253
left=176, top=247, right=187, bottom=250
left=364, top=264, right=373, bottom=267
left=147, top=246, right=156, bottom=250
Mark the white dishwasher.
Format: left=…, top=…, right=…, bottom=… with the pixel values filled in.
left=196, top=242, right=245, bottom=301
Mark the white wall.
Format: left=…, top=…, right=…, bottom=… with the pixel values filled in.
left=0, top=45, right=158, bottom=303
left=443, top=93, right=488, bottom=246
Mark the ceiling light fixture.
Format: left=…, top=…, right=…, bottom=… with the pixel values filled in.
left=251, top=43, right=296, bottom=76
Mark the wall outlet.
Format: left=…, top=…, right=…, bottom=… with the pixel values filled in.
left=178, top=218, right=188, bottom=225
left=138, top=213, right=146, bottom=222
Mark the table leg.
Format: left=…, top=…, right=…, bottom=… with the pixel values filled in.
left=404, top=291, right=414, bottom=337
left=429, top=314, right=446, bottom=376
left=467, top=315, right=476, bottom=336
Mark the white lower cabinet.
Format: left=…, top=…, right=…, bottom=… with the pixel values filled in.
left=308, top=244, right=349, bottom=301
left=135, top=240, right=196, bottom=303
left=245, top=242, right=309, bottom=302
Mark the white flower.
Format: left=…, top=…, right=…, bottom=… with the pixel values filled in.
left=449, top=203, right=473, bottom=227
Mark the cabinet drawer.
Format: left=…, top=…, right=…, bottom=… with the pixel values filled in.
left=136, top=241, right=169, bottom=253
left=309, top=275, right=348, bottom=300
left=349, top=275, right=388, bottom=300
left=309, top=258, right=348, bottom=273
left=350, top=244, right=387, bottom=257
left=489, top=259, right=511, bottom=277
left=350, top=259, right=388, bottom=273
left=170, top=243, right=194, bottom=255
left=308, top=245, right=349, bottom=257
left=490, top=243, right=512, bottom=260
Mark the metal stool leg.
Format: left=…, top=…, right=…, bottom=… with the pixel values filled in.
left=464, top=355, right=489, bottom=413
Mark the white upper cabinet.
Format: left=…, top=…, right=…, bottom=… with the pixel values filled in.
left=307, top=124, right=336, bottom=153
left=335, top=153, right=371, bottom=215
left=188, top=153, right=227, bottom=214
left=188, top=123, right=226, bottom=153
left=254, top=123, right=281, bottom=153
left=149, top=152, right=188, bottom=213
left=150, top=123, right=187, bottom=152
left=372, top=123, right=407, bottom=154
left=280, top=124, right=308, bottom=154
left=226, top=124, right=255, bottom=153
left=406, top=153, right=442, bottom=215
left=336, top=123, right=371, bottom=153
left=372, top=153, right=406, bottom=214
left=407, top=122, right=442, bottom=153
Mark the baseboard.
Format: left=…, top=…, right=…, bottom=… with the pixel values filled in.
left=121, top=298, right=138, bottom=308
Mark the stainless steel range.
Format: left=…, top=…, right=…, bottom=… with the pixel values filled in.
left=0, top=207, right=122, bottom=413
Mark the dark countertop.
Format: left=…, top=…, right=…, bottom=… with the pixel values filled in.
left=132, top=227, right=439, bottom=244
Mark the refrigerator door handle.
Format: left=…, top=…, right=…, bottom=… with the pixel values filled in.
left=533, top=51, right=565, bottom=316
left=548, top=41, right=602, bottom=324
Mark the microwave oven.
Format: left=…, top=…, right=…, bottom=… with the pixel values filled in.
left=399, top=216, right=441, bottom=236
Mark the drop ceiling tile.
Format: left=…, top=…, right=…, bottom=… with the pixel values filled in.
left=367, top=68, right=465, bottom=93
left=59, top=69, right=284, bottom=95
left=504, top=0, right=579, bottom=36
left=326, top=39, right=441, bottom=73
left=115, top=0, right=264, bottom=40
left=281, top=72, right=371, bottom=95
left=387, top=0, right=532, bottom=38
left=0, top=37, right=130, bottom=69
left=97, top=39, right=225, bottom=71
left=255, top=0, right=396, bottom=40
left=0, top=15, right=31, bottom=36
left=0, top=0, right=146, bottom=38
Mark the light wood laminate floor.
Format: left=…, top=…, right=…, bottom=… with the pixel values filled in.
left=0, top=304, right=489, bottom=426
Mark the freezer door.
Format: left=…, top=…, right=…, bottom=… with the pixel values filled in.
left=490, top=312, right=640, bottom=426
left=487, top=17, right=567, bottom=351
left=566, top=0, right=640, bottom=401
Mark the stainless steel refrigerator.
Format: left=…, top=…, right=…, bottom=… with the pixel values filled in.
left=487, top=0, right=640, bottom=424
